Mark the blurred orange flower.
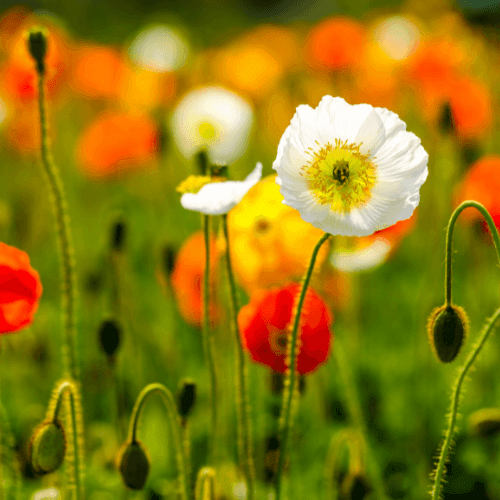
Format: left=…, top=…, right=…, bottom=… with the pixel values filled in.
left=0, top=242, right=42, bottom=334
left=454, top=156, right=500, bottom=231
left=304, top=17, right=366, bottom=71
left=226, top=175, right=329, bottom=293
left=171, top=231, right=219, bottom=327
left=71, top=45, right=125, bottom=99
left=76, top=111, right=158, bottom=178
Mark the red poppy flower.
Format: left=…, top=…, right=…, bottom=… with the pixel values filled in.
left=0, top=242, right=42, bottom=334
left=238, top=284, right=332, bottom=374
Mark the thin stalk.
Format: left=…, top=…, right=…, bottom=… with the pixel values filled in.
left=202, top=214, right=218, bottom=463
left=275, top=232, right=330, bottom=500
left=36, top=52, right=79, bottom=380
left=445, top=201, right=500, bottom=306
left=431, top=307, right=500, bottom=499
left=128, top=383, right=191, bottom=500
left=221, top=214, right=255, bottom=500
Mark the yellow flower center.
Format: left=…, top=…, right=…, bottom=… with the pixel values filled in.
left=301, top=139, right=377, bottom=213
left=198, top=122, right=218, bottom=142
left=176, top=175, right=224, bottom=194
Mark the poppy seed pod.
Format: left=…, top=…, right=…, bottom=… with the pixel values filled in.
left=98, top=319, right=122, bottom=357
left=427, top=304, right=469, bottom=363
left=117, top=439, right=150, bottom=490
left=29, top=420, right=66, bottom=475
left=468, top=408, right=500, bottom=438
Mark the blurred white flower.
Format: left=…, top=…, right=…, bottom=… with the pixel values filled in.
left=171, top=86, right=253, bottom=164
left=273, top=96, right=428, bottom=237
left=330, top=237, right=392, bottom=272
left=232, top=481, right=248, bottom=500
left=32, top=488, right=60, bottom=500
left=178, top=162, right=262, bottom=215
left=129, top=25, right=188, bottom=72
left=373, top=16, right=420, bottom=61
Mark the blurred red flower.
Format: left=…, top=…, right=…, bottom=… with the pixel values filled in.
left=0, top=242, right=42, bottom=334
left=171, top=231, right=219, bottom=328
left=76, top=111, right=158, bottom=178
left=238, top=284, right=332, bottom=374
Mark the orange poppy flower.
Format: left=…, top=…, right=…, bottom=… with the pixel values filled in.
left=238, top=283, right=332, bottom=374
left=76, top=111, right=159, bottom=178
left=71, top=45, right=125, bottom=99
left=454, top=156, right=500, bottom=231
left=171, top=231, right=219, bottom=328
left=0, top=242, right=42, bottom=334
left=304, top=17, right=366, bottom=71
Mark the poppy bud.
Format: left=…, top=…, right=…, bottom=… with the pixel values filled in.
left=29, top=420, right=66, bottom=475
left=98, top=319, right=122, bottom=357
left=177, top=379, right=196, bottom=419
left=340, top=473, right=371, bottom=500
left=162, top=245, right=176, bottom=276
left=427, top=304, right=469, bottom=363
left=111, top=220, right=126, bottom=252
left=27, top=27, right=48, bottom=76
left=468, top=408, right=500, bottom=438
left=117, top=439, right=150, bottom=490
left=439, top=102, right=455, bottom=135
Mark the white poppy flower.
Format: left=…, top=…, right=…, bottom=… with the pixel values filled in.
left=272, top=96, right=428, bottom=237
left=171, top=86, right=253, bottom=165
left=179, top=162, right=263, bottom=215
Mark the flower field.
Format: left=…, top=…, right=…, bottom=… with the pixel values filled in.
left=1, top=1, right=500, bottom=499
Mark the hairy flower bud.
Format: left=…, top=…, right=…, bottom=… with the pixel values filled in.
left=117, top=439, right=150, bottom=490
left=29, top=420, right=66, bottom=475
left=427, top=304, right=469, bottom=363
left=468, top=408, right=500, bottom=438
left=27, top=27, right=48, bottom=76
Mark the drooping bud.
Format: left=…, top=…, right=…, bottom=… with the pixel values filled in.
left=111, top=219, right=126, bottom=252
left=439, top=102, right=455, bottom=135
left=340, top=473, right=371, bottom=500
left=28, top=420, right=66, bottom=475
left=98, top=319, right=122, bottom=357
left=468, top=408, right=500, bottom=438
left=177, top=379, right=197, bottom=419
left=427, top=304, right=469, bottom=363
left=117, top=439, right=150, bottom=490
left=27, top=27, right=48, bottom=76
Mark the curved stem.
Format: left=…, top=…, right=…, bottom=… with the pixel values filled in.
left=221, top=214, right=255, bottom=500
left=128, top=383, right=191, bottom=500
left=48, top=380, right=85, bottom=500
left=445, top=201, right=500, bottom=306
left=37, top=62, right=79, bottom=380
left=431, top=307, right=500, bottom=499
left=195, top=467, right=216, bottom=500
left=202, top=214, right=218, bottom=464
left=275, top=232, right=330, bottom=500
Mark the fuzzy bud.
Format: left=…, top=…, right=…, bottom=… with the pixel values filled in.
left=117, top=439, right=150, bottom=490
left=27, top=27, right=48, bottom=76
left=468, top=408, right=500, bottom=438
left=177, top=379, right=197, bottom=418
left=98, top=319, right=122, bottom=357
left=427, top=304, right=469, bottom=363
left=29, top=420, right=66, bottom=475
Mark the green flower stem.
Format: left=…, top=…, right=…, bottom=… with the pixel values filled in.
left=445, top=201, right=500, bottom=306
left=334, top=338, right=387, bottom=500
left=221, top=214, right=255, bottom=500
left=36, top=57, right=79, bottom=380
left=128, top=383, right=191, bottom=500
left=202, top=214, right=218, bottom=464
left=432, top=201, right=500, bottom=500
left=49, top=380, right=85, bottom=500
left=195, top=467, right=215, bottom=500
left=431, top=307, right=500, bottom=500
left=275, top=232, right=331, bottom=500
